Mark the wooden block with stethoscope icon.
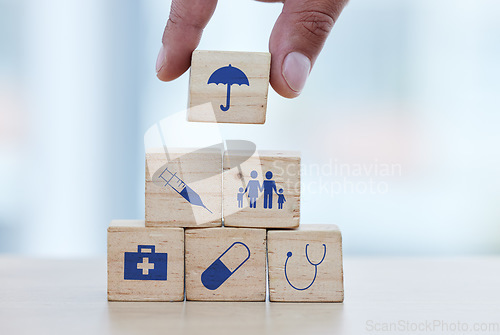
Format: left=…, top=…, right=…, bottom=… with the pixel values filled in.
left=185, top=227, right=267, bottom=301
left=267, top=224, right=344, bottom=302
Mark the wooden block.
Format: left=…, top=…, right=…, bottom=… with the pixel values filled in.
left=107, top=220, right=184, bottom=301
left=188, top=50, right=271, bottom=124
left=267, top=224, right=344, bottom=302
left=223, top=150, right=300, bottom=228
left=145, top=147, right=222, bottom=227
left=185, top=227, right=266, bottom=301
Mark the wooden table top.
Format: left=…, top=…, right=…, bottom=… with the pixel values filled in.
left=1, top=257, right=499, bottom=335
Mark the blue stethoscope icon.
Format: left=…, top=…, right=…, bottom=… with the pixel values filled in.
left=284, top=244, right=327, bottom=291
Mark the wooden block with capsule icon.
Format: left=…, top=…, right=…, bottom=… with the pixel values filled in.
left=145, top=147, right=222, bottom=227
left=267, top=224, right=344, bottom=302
left=185, top=227, right=266, bottom=301
left=188, top=50, right=271, bottom=124
left=107, top=220, right=184, bottom=301
left=223, top=150, right=300, bottom=228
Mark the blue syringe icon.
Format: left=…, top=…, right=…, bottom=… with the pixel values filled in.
left=158, top=166, right=213, bottom=214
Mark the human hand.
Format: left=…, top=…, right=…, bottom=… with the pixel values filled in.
left=156, top=0, right=348, bottom=98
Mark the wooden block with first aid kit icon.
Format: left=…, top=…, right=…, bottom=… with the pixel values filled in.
left=223, top=150, right=300, bottom=228
left=187, top=50, right=271, bottom=124
left=145, top=147, right=222, bottom=227
left=267, top=224, right=344, bottom=302
left=185, top=227, right=266, bottom=301
left=107, top=220, right=184, bottom=301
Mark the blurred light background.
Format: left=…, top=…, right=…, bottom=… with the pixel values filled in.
left=0, top=0, right=499, bottom=257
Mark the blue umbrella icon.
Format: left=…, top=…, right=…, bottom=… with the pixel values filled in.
left=207, top=64, right=249, bottom=111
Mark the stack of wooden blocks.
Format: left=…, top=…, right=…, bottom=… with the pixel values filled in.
left=108, top=51, right=344, bottom=302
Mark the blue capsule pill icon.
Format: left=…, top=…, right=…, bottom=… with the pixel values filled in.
left=201, top=242, right=251, bottom=290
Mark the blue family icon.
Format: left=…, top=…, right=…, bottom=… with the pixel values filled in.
left=284, top=244, right=326, bottom=291
left=158, top=166, right=212, bottom=213
left=245, top=170, right=261, bottom=208
left=277, top=188, right=286, bottom=209
left=201, top=242, right=250, bottom=290
left=208, top=64, right=249, bottom=111
left=238, top=170, right=286, bottom=209
left=124, top=245, right=168, bottom=281
left=263, top=171, right=277, bottom=209
left=237, top=187, right=245, bottom=208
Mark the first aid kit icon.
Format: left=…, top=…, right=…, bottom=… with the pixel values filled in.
left=124, top=245, right=168, bottom=281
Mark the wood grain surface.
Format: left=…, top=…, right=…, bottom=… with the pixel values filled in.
left=2, top=257, right=499, bottom=335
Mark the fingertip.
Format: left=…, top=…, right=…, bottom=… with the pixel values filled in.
left=155, top=45, right=191, bottom=82
left=156, top=65, right=179, bottom=82
left=269, top=51, right=310, bottom=99
left=268, top=51, right=297, bottom=98
left=155, top=45, right=175, bottom=81
left=156, top=45, right=167, bottom=74
left=156, top=70, right=175, bottom=82
left=156, top=66, right=184, bottom=82
left=267, top=0, right=348, bottom=98
left=157, top=67, right=189, bottom=82
left=282, top=52, right=311, bottom=93
left=270, top=78, right=301, bottom=99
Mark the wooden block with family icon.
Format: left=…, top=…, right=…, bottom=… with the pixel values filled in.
left=223, top=150, right=300, bottom=228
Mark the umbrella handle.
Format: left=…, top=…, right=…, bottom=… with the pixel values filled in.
left=220, top=84, right=231, bottom=111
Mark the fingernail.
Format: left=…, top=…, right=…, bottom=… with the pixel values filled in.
left=282, top=52, right=311, bottom=94
left=156, top=45, right=167, bottom=73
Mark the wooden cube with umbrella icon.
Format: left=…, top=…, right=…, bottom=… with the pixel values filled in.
left=188, top=50, right=271, bottom=124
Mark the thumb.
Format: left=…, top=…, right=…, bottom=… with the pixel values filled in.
left=268, top=0, right=348, bottom=98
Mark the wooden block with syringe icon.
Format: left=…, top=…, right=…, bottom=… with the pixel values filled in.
left=145, top=146, right=222, bottom=227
